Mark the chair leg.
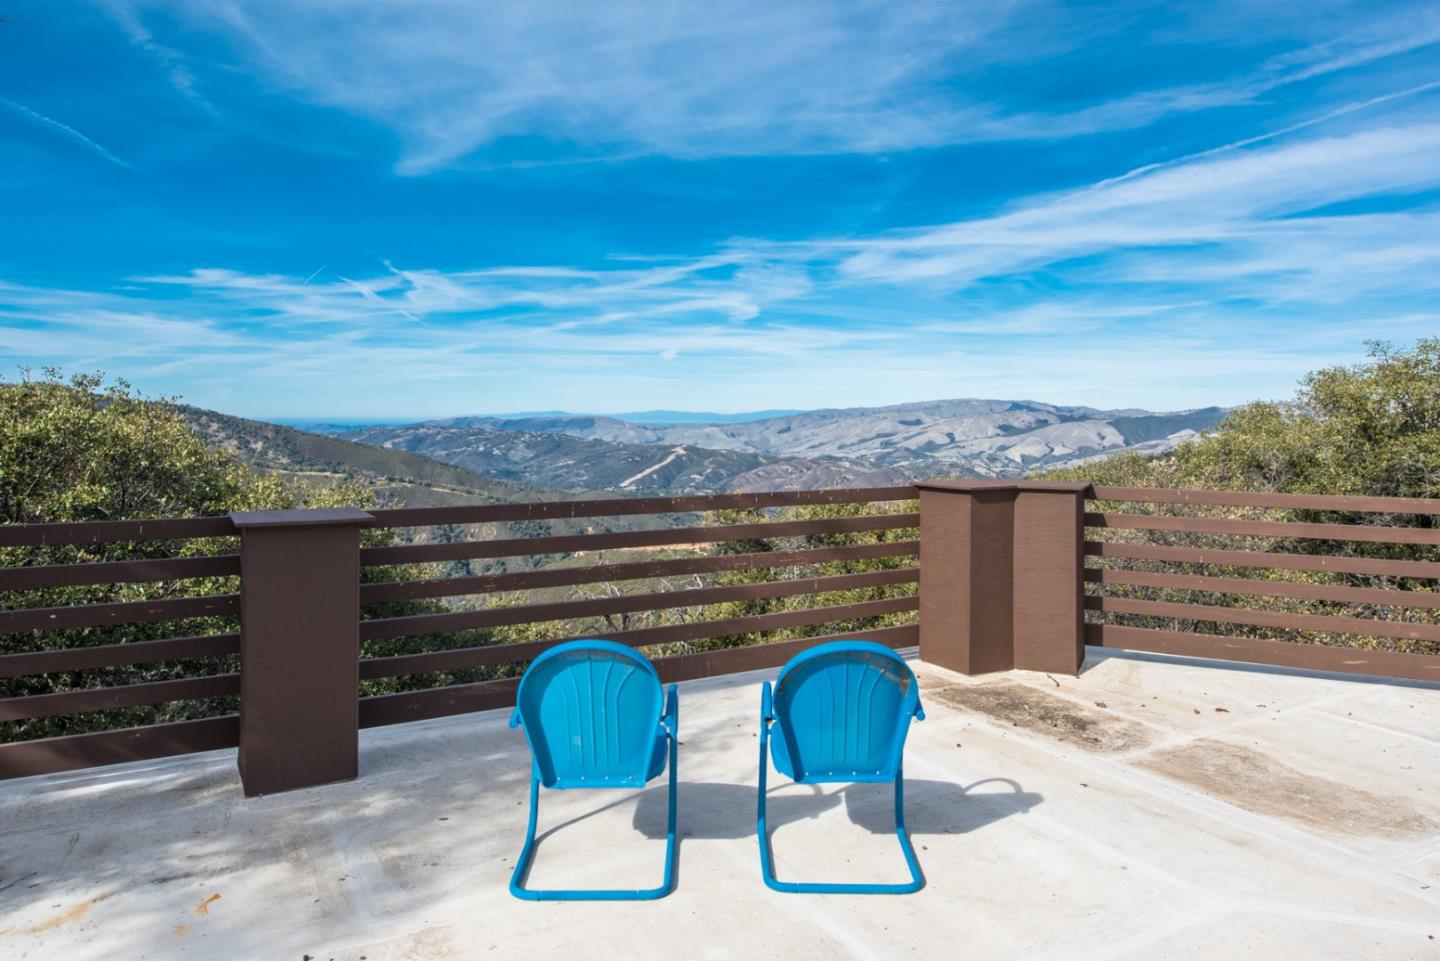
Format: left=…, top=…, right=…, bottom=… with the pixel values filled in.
left=890, top=764, right=926, bottom=894
left=757, top=715, right=789, bottom=892
left=758, top=754, right=925, bottom=895
left=657, top=709, right=679, bottom=897
left=509, top=745, right=679, bottom=901
left=508, top=774, right=544, bottom=900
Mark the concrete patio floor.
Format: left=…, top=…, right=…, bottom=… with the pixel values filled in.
left=1, top=649, right=1438, bottom=960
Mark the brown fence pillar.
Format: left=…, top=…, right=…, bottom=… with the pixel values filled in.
left=916, top=481, right=1087, bottom=676
left=230, top=507, right=373, bottom=796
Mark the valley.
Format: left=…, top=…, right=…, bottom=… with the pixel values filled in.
left=319, top=397, right=1225, bottom=493
left=183, top=396, right=1226, bottom=502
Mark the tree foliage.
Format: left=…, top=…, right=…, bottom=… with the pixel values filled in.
left=1051, top=340, right=1440, bottom=497
left=0, top=371, right=481, bottom=740
left=0, top=370, right=297, bottom=524
left=648, top=499, right=919, bottom=657
left=474, top=500, right=920, bottom=663
left=1043, top=340, right=1440, bottom=655
left=11, top=340, right=1435, bottom=743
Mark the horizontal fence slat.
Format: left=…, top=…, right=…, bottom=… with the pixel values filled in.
left=361, top=568, right=917, bottom=641
left=1085, top=568, right=1440, bottom=609
left=0, top=715, right=239, bottom=780
left=1085, top=595, right=1440, bottom=643
left=358, top=623, right=919, bottom=727
left=0, top=673, right=240, bottom=722
left=1086, top=512, right=1440, bottom=546
left=0, top=495, right=916, bottom=554
left=0, top=554, right=240, bottom=592
left=652, top=623, right=917, bottom=685
left=361, top=540, right=920, bottom=604
left=0, top=633, right=240, bottom=679
left=365, top=486, right=917, bottom=529
left=359, top=677, right=520, bottom=727
left=1086, top=623, right=1440, bottom=683
left=1084, top=541, right=1440, bottom=580
left=360, top=512, right=918, bottom=567
left=0, top=594, right=239, bottom=634
left=0, top=516, right=236, bottom=548
left=360, top=596, right=919, bottom=677
left=1090, top=486, right=1440, bottom=515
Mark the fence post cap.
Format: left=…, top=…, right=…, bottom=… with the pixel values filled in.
left=229, top=507, right=375, bottom=529
left=912, top=479, right=1091, bottom=494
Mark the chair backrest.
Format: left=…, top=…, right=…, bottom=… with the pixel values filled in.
left=771, top=641, right=921, bottom=784
left=513, top=640, right=664, bottom=788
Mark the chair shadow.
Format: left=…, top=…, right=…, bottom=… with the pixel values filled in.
left=633, top=776, right=1042, bottom=840
left=515, top=776, right=1041, bottom=891
left=517, top=782, right=681, bottom=889
left=846, top=777, right=1042, bottom=835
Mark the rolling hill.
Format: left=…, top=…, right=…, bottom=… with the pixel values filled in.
left=178, top=405, right=546, bottom=508
left=411, top=398, right=1226, bottom=478
left=175, top=407, right=701, bottom=577
left=201, top=396, right=1225, bottom=499
left=334, top=424, right=911, bottom=494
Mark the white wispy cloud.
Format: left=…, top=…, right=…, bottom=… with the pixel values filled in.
left=98, top=0, right=214, bottom=112
left=135, top=117, right=1440, bottom=329
left=103, top=0, right=1440, bottom=171
left=0, top=274, right=1366, bottom=414
left=817, top=122, right=1440, bottom=293
left=987, top=7, right=1440, bottom=140
left=106, top=0, right=1014, bottom=172
left=915, top=302, right=1209, bottom=336
left=0, top=97, right=132, bottom=169
left=5, top=95, right=1439, bottom=413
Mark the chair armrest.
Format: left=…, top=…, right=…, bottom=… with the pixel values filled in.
left=508, top=707, right=522, bottom=729
left=914, top=698, right=926, bottom=722
left=760, top=680, right=775, bottom=725
left=662, top=684, right=679, bottom=738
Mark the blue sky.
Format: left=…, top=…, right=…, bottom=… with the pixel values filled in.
left=1, top=1, right=1438, bottom=419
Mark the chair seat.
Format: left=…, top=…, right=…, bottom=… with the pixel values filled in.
left=547, top=730, right=668, bottom=789
left=768, top=731, right=895, bottom=784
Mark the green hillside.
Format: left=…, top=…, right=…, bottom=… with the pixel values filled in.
left=179, top=405, right=546, bottom=507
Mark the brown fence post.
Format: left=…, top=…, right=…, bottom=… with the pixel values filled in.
left=1011, top=485, right=1087, bottom=674
left=916, top=481, right=1087, bottom=676
left=230, top=508, right=373, bottom=796
left=917, top=483, right=1014, bottom=673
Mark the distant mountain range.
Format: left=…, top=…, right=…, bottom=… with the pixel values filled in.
left=312, top=398, right=1225, bottom=493
left=606, top=409, right=808, bottom=425
left=281, top=407, right=805, bottom=433
left=179, top=406, right=543, bottom=508
left=176, top=407, right=660, bottom=569
left=335, top=424, right=910, bottom=494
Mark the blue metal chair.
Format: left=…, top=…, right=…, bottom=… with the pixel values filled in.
left=508, top=640, right=678, bottom=900
left=758, top=640, right=926, bottom=894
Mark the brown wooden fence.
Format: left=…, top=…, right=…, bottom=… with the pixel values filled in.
left=0, top=487, right=919, bottom=785
left=3, top=481, right=1438, bottom=791
left=352, top=487, right=920, bottom=728
left=0, top=516, right=243, bottom=778
left=1082, top=486, right=1440, bottom=682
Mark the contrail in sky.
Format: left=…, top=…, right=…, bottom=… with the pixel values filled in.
left=1, top=96, right=132, bottom=169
